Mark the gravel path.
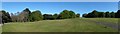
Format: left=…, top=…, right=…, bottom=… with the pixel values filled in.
left=95, top=21, right=118, bottom=29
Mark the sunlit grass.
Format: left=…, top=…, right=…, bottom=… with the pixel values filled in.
left=81, top=18, right=118, bottom=24
left=0, top=24, right=2, bottom=34
left=2, top=18, right=118, bottom=32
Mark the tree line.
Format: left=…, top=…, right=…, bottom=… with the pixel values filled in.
left=1, top=8, right=120, bottom=24
left=82, top=10, right=120, bottom=18
left=0, top=8, right=80, bottom=23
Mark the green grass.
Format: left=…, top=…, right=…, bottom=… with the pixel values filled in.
left=81, top=18, right=118, bottom=24
left=0, top=25, right=2, bottom=34
left=2, top=18, right=118, bottom=32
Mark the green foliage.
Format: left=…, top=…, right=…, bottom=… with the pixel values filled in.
left=82, top=10, right=117, bottom=18
left=29, top=10, right=43, bottom=21
left=28, top=14, right=34, bottom=21
left=69, top=11, right=76, bottom=18
left=59, top=10, right=77, bottom=19
left=53, top=13, right=58, bottom=19
left=59, top=10, right=70, bottom=19
left=76, top=13, right=80, bottom=18
left=1, top=8, right=80, bottom=22
left=23, top=8, right=31, bottom=14
left=43, top=14, right=54, bottom=20
left=87, top=13, right=95, bottom=18
left=1, top=10, right=11, bottom=23
left=98, top=12, right=105, bottom=17
left=91, top=10, right=99, bottom=17
left=110, top=12, right=115, bottom=18
left=23, top=8, right=31, bottom=22
left=105, top=12, right=110, bottom=18
left=82, top=13, right=87, bottom=18
left=115, top=10, right=120, bottom=18
left=83, top=10, right=99, bottom=18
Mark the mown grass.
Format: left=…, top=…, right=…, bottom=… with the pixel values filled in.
left=2, top=18, right=118, bottom=32
left=0, top=24, right=2, bottom=34
left=81, top=18, right=118, bottom=24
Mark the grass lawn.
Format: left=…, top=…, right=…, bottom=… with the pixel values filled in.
left=2, top=18, right=118, bottom=32
left=81, top=18, right=118, bottom=24
left=0, top=24, right=2, bottom=34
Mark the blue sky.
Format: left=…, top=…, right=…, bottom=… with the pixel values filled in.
left=2, top=2, right=118, bottom=17
left=0, top=2, right=1, bottom=10
left=2, top=0, right=119, bottom=2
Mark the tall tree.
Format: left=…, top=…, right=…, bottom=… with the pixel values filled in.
left=98, top=12, right=105, bottom=18
left=19, top=8, right=31, bottom=22
left=59, top=10, right=70, bottom=19
left=6, top=12, right=11, bottom=22
left=110, top=12, right=115, bottom=18
left=115, top=10, right=120, bottom=18
left=53, top=13, right=58, bottom=19
left=69, top=11, right=76, bottom=18
left=87, top=13, right=95, bottom=18
left=76, top=13, right=80, bottom=18
left=105, top=11, right=110, bottom=18
left=43, top=14, right=54, bottom=20
left=10, top=13, right=17, bottom=22
left=82, top=13, right=88, bottom=18
left=91, top=10, right=98, bottom=17
left=29, top=10, right=43, bottom=21
left=1, top=10, right=11, bottom=23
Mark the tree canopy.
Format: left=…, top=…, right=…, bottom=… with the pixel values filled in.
left=82, top=10, right=118, bottom=18
left=1, top=8, right=119, bottom=23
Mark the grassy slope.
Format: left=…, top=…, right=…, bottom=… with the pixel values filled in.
left=82, top=18, right=118, bottom=24
left=0, top=24, right=2, bottom=34
left=2, top=18, right=118, bottom=32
